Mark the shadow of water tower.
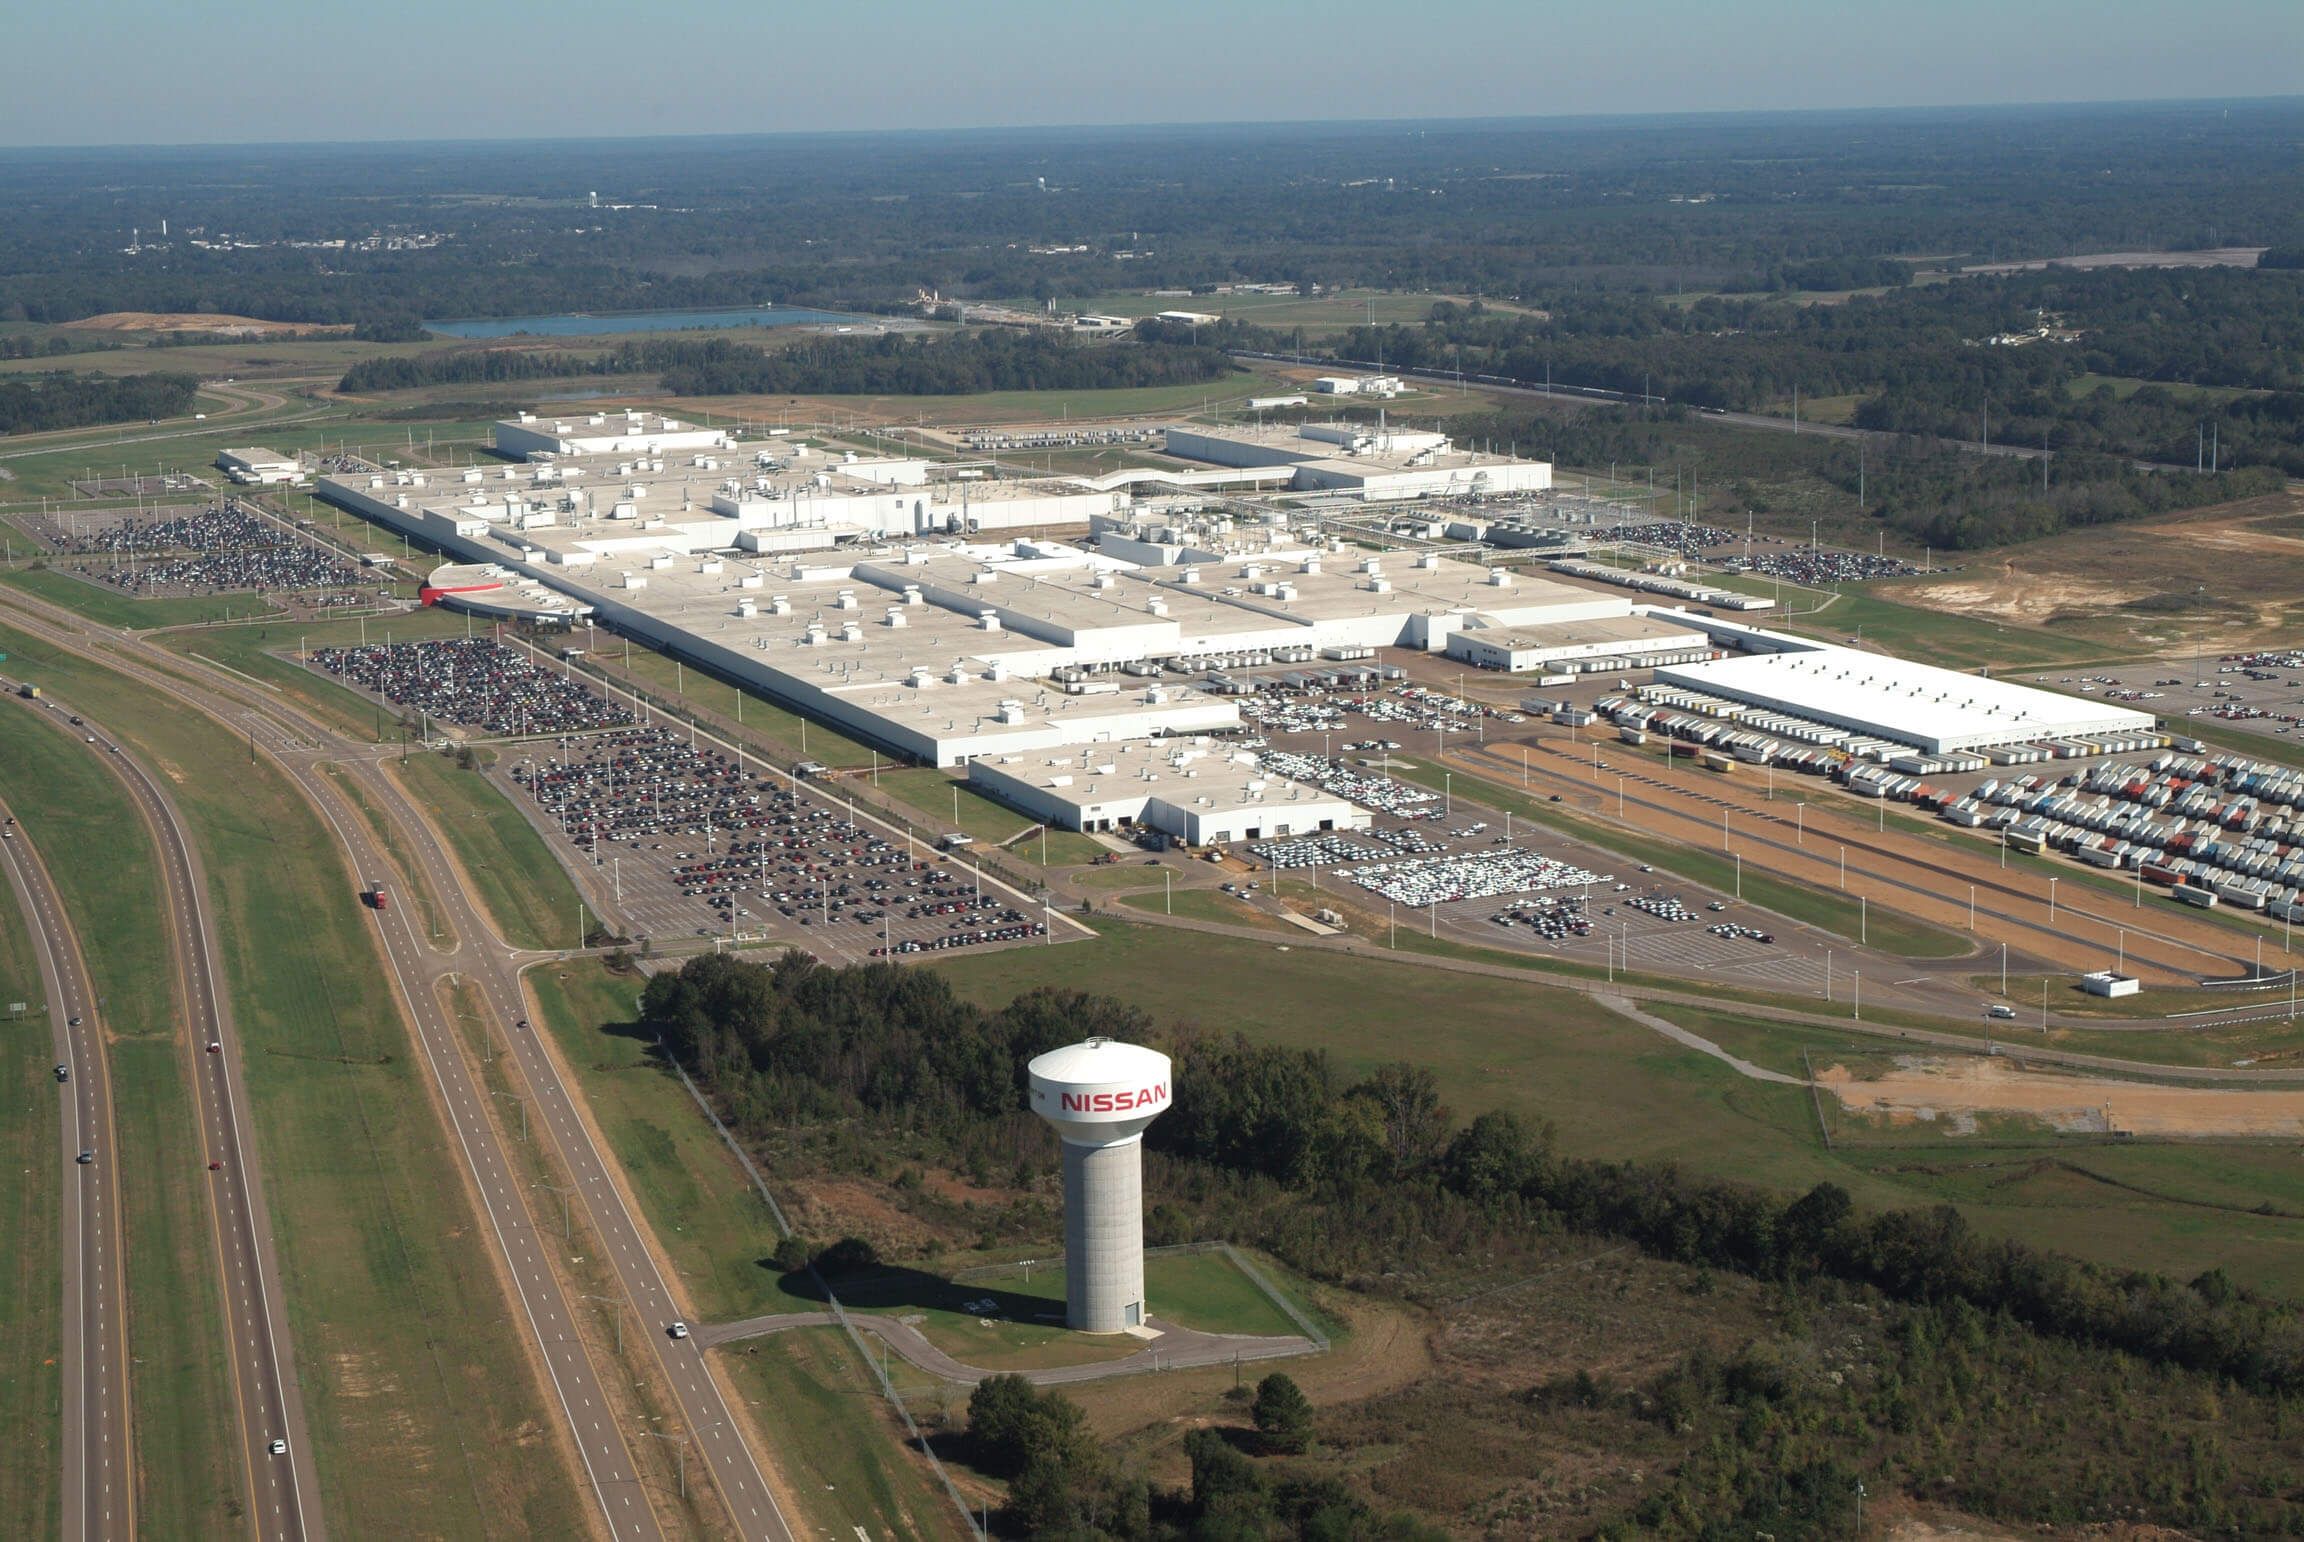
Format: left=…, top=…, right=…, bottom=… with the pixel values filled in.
left=1027, top=1038, right=1173, bottom=1333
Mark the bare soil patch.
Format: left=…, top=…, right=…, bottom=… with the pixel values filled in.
left=59, top=311, right=350, bottom=336
left=1818, top=1054, right=2304, bottom=1137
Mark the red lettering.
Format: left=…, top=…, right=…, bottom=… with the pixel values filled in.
left=1057, top=1084, right=1169, bottom=1115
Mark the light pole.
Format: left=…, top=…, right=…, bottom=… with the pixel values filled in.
left=580, top=1293, right=625, bottom=1356
left=2048, top=876, right=2059, bottom=922
left=1733, top=851, right=1741, bottom=900
left=537, top=1180, right=576, bottom=1240
left=1796, top=802, right=1804, bottom=844
left=640, top=1429, right=691, bottom=1502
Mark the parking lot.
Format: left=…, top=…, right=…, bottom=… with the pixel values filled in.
left=501, top=724, right=1058, bottom=961
left=39, top=500, right=369, bottom=598
left=311, top=639, right=635, bottom=736
left=2066, top=656, right=2304, bottom=749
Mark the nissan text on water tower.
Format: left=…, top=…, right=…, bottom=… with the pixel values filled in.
left=1027, top=1038, right=1173, bottom=1334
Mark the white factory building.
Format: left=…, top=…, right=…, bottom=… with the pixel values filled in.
left=319, top=457, right=1664, bottom=770
left=215, top=447, right=305, bottom=485
left=1444, top=614, right=1716, bottom=675
left=492, top=411, right=733, bottom=460
left=1161, top=421, right=1551, bottom=501
left=1652, top=631, right=2158, bottom=755
left=969, top=739, right=1369, bottom=844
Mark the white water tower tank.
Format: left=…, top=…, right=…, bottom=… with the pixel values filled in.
left=1027, top=1038, right=1173, bottom=1333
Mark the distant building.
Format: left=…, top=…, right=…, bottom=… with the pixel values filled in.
left=492, top=411, right=730, bottom=461
left=215, top=447, right=304, bottom=485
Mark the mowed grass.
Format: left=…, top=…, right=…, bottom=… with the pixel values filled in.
left=715, top=1331, right=960, bottom=1542
left=1765, top=581, right=2110, bottom=671
left=0, top=623, right=592, bottom=1536
left=521, top=962, right=802, bottom=1322
left=925, top=920, right=2304, bottom=1299
left=389, top=752, right=580, bottom=950
left=1117, top=887, right=1287, bottom=930
left=0, top=567, right=269, bottom=629
left=524, top=961, right=967, bottom=1538
left=154, top=608, right=468, bottom=745
left=0, top=834, right=61, bottom=1540
left=0, top=707, right=241, bottom=1532
left=875, top=767, right=1105, bottom=864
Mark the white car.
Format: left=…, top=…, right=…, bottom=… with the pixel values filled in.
left=268, top=1438, right=288, bottom=1456
left=668, top=1321, right=690, bottom=1340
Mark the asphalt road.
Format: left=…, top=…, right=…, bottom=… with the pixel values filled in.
left=0, top=595, right=792, bottom=1540
left=3, top=691, right=325, bottom=1540
left=0, top=783, right=130, bottom=1542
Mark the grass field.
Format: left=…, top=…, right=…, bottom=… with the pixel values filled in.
left=389, top=752, right=580, bottom=950
left=0, top=707, right=242, bottom=1532
left=1718, top=578, right=2112, bottom=671
left=873, top=767, right=1106, bottom=865
left=1116, top=886, right=1288, bottom=930
left=0, top=827, right=62, bottom=1541
left=682, top=372, right=1268, bottom=428
left=0, top=621, right=593, bottom=1536
left=152, top=608, right=468, bottom=744
left=522, top=960, right=969, bottom=1538
left=522, top=963, right=805, bottom=1322
left=714, top=1331, right=962, bottom=1542
left=925, top=918, right=2304, bottom=1299
left=0, top=568, right=270, bottom=629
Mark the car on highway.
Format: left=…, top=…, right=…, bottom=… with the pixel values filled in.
left=268, top=1439, right=287, bottom=1456
left=76, top=1151, right=93, bottom=1165
left=67, top=1015, right=81, bottom=1027
left=208, top=1160, right=223, bottom=1171
left=54, top=1064, right=69, bottom=1082
left=206, top=1041, right=221, bottom=1053
left=668, top=1321, right=690, bottom=1339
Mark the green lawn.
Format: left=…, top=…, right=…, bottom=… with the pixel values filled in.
left=926, top=919, right=2304, bottom=1300
left=389, top=752, right=581, bottom=950
left=1117, top=887, right=1288, bottom=930
left=0, top=831, right=61, bottom=1540
left=153, top=608, right=468, bottom=745
left=0, top=710, right=240, bottom=1532
left=1760, top=582, right=2111, bottom=672
left=714, top=1330, right=962, bottom=1542
left=874, top=767, right=1106, bottom=864
left=0, top=621, right=593, bottom=1537
left=0, top=567, right=271, bottom=629
left=522, top=962, right=804, bottom=1322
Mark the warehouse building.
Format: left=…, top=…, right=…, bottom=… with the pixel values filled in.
left=492, top=410, right=732, bottom=460
left=1161, top=422, right=1551, bottom=501
left=1444, top=614, right=1714, bottom=674
left=1653, top=635, right=2157, bottom=754
left=215, top=447, right=305, bottom=485
left=968, top=739, right=1367, bottom=843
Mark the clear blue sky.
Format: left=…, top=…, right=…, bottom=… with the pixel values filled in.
left=6, top=0, right=2298, bottom=146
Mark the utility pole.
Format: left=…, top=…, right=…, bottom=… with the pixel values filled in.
left=537, top=1181, right=577, bottom=1240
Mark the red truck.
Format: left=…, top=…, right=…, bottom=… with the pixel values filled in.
left=365, top=883, right=389, bottom=911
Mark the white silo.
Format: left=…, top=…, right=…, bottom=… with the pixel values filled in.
left=1027, top=1038, right=1173, bottom=1333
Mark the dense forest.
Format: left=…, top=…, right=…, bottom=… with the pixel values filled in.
left=0, top=370, right=198, bottom=434
left=337, top=329, right=1231, bottom=398
left=3, top=102, right=2298, bottom=330
left=639, top=952, right=2304, bottom=1536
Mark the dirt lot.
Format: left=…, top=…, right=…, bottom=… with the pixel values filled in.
left=1894, top=491, right=2304, bottom=655
left=59, top=311, right=349, bottom=336
left=1820, top=1054, right=2304, bottom=1137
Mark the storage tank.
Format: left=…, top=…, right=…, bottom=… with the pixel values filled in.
left=1027, top=1039, right=1174, bottom=1333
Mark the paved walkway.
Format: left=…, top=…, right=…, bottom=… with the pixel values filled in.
left=697, top=1311, right=1319, bottom=1386
left=1593, top=994, right=1810, bottom=1085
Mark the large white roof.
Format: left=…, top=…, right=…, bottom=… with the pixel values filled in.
left=1656, top=644, right=2155, bottom=753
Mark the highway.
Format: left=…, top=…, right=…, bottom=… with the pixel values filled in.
left=0, top=781, right=130, bottom=1542
left=3, top=689, right=324, bottom=1541
left=0, top=595, right=793, bottom=1540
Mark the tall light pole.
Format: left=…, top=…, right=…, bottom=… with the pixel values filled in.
left=639, top=1429, right=691, bottom=1501
left=536, top=1180, right=576, bottom=1240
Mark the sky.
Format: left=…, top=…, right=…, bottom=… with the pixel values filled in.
left=4, top=0, right=2298, bottom=147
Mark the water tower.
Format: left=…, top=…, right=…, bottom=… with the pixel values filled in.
left=1028, top=1038, right=1173, bottom=1333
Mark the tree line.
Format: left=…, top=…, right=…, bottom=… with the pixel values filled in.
left=339, top=329, right=1231, bottom=398
left=0, top=371, right=199, bottom=434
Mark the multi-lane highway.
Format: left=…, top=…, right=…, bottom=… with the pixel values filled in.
left=4, top=689, right=323, bottom=1541
left=0, top=781, right=130, bottom=1542
left=0, top=594, right=795, bottom=1540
